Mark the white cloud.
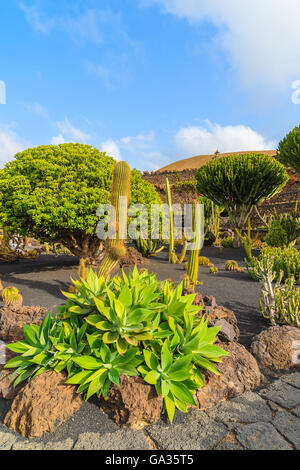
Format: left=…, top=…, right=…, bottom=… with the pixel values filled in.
left=54, top=118, right=90, bottom=143
left=25, top=102, right=49, bottom=118
left=174, top=121, right=276, bottom=156
left=0, top=126, right=28, bottom=167
left=51, top=134, right=66, bottom=146
left=143, top=0, right=300, bottom=90
left=100, top=139, right=121, bottom=161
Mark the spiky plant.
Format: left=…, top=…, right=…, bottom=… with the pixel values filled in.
left=185, top=202, right=202, bottom=290
left=196, top=153, right=289, bottom=247
left=278, top=125, right=300, bottom=175
left=134, top=237, right=165, bottom=258
left=198, top=256, right=211, bottom=266
left=235, top=218, right=259, bottom=259
left=210, top=266, right=219, bottom=274
left=2, top=287, right=23, bottom=307
left=98, top=161, right=131, bottom=278
left=225, top=260, right=239, bottom=272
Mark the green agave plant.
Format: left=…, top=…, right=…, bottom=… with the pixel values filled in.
left=5, top=266, right=229, bottom=423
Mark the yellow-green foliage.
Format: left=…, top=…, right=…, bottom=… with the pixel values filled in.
left=221, top=237, right=234, bottom=248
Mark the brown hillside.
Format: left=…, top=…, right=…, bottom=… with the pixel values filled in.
left=158, top=150, right=277, bottom=172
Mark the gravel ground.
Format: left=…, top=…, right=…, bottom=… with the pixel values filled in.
left=0, top=247, right=266, bottom=348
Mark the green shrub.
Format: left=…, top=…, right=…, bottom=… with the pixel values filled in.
left=278, top=125, right=300, bottom=175
left=246, top=246, right=300, bottom=283
left=221, top=237, right=234, bottom=248
left=0, top=145, right=161, bottom=263
left=265, top=220, right=288, bottom=247
left=173, top=181, right=197, bottom=193
left=5, top=267, right=228, bottom=423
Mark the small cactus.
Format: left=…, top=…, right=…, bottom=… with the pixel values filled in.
left=199, top=256, right=211, bottom=266
left=225, top=260, right=239, bottom=272
left=210, top=266, right=219, bottom=274
left=2, top=287, right=23, bottom=307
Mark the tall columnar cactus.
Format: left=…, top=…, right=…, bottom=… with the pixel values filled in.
left=165, top=178, right=187, bottom=264
left=185, top=202, right=202, bottom=291
left=98, top=161, right=131, bottom=278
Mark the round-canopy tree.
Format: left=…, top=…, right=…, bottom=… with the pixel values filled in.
left=278, top=125, right=300, bottom=174
left=195, top=153, right=289, bottom=246
left=0, top=144, right=161, bottom=263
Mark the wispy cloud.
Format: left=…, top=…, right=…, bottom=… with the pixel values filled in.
left=51, top=117, right=90, bottom=144
left=100, top=131, right=169, bottom=170
left=142, top=0, right=300, bottom=91
left=25, top=102, right=49, bottom=118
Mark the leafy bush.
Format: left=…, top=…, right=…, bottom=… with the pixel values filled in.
left=5, top=267, right=228, bottom=423
left=0, top=145, right=161, bottom=263
left=221, top=237, right=234, bottom=248
left=246, top=246, right=300, bottom=283
left=278, top=125, right=300, bottom=174
left=265, top=220, right=288, bottom=248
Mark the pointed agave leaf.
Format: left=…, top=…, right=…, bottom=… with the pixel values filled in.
left=23, top=325, right=39, bottom=347
left=85, top=314, right=103, bottom=327
left=5, top=341, right=31, bottom=353
left=143, top=350, right=159, bottom=370
left=161, top=380, right=170, bottom=398
left=161, top=341, right=172, bottom=372
left=102, top=332, right=118, bottom=344
left=144, top=370, right=160, bottom=385
left=169, top=382, right=196, bottom=406
left=73, top=356, right=103, bottom=370
left=108, top=368, right=120, bottom=386
left=164, top=395, right=175, bottom=423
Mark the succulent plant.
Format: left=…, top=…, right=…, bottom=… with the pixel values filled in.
left=198, top=256, right=211, bottom=266
left=225, top=260, right=239, bottom=272
left=2, top=287, right=23, bottom=306
left=210, top=266, right=219, bottom=274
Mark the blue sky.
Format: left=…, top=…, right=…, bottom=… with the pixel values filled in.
left=0, top=0, right=300, bottom=171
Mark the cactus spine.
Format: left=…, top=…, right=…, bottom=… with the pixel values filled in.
left=185, top=202, right=202, bottom=290
left=98, top=161, right=131, bottom=278
left=165, top=178, right=187, bottom=264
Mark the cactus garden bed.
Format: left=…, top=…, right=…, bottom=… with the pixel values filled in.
left=0, top=249, right=299, bottom=450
